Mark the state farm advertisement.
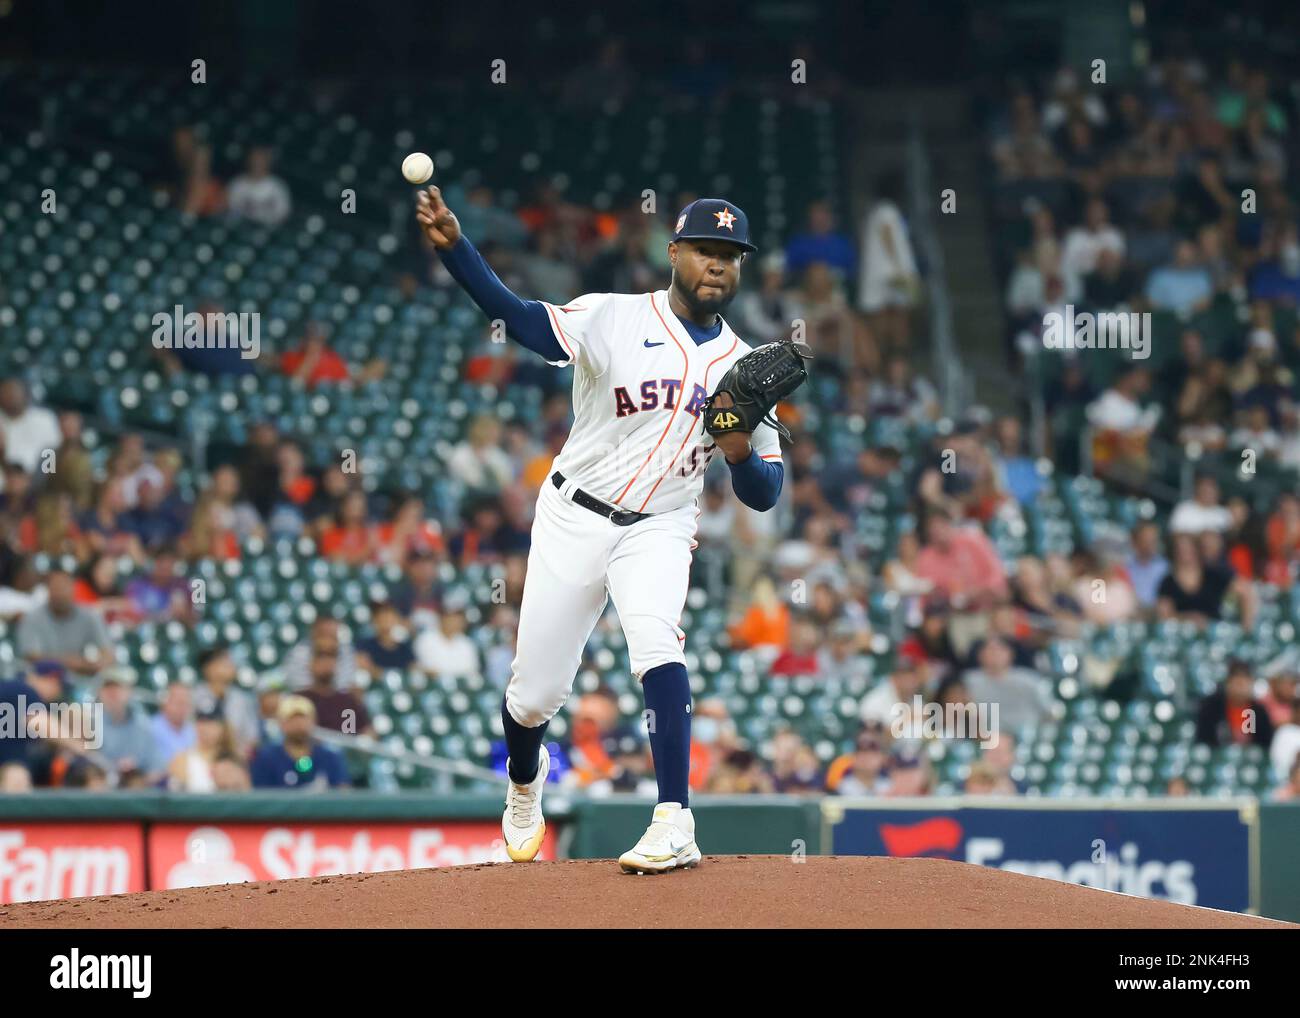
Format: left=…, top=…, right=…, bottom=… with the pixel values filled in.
left=0, top=824, right=146, bottom=903
left=148, top=821, right=558, bottom=889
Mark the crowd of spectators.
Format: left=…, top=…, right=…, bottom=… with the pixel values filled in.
left=5, top=43, right=1300, bottom=802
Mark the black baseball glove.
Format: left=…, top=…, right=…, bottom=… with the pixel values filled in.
left=703, top=340, right=813, bottom=442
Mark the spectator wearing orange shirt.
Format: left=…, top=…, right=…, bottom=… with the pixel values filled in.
left=729, top=575, right=790, bottom=651
left=1265, top=493, right=1300, bottom=581
left=280, top=323, right=350, bottom=387
left=319, top=490, right=377, bottom=564
left=375, top=494, right=444, bottom=567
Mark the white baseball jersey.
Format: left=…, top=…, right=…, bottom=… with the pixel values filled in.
left=539, top=288, right=784, bottom=516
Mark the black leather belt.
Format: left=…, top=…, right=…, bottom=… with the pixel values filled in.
left=552, top=472, right=652, bottom=526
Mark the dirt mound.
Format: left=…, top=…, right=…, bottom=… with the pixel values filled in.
left=2, top=856, right=1289, bottom=929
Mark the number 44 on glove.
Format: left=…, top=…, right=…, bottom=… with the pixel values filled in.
left=703, top=340, right=813, bottom=442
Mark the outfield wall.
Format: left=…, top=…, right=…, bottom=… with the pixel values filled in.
left=0, top=793, right=1294, bottom=921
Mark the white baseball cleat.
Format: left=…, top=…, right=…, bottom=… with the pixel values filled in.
left=502, top=749, right=549, bottom=862
left=618, top=802, right=701, bottom=874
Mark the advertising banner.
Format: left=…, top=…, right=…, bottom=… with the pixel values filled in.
left=147, top=821, right=557, bottom=889
left=825, top=801, right=1253, bottom=912
left=0, top=823, right=146, bottom=903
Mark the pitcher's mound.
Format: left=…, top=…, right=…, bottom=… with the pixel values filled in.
left=1, top=856, right=1289, bottom=929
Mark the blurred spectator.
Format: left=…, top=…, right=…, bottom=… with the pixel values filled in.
left=286, top=618, right=358, bottom=691
left=319, top=490, right=378, bottom=564
left=355, top=601, right=416, bottom=675
left=79, top=479, right=145, bottom=563
left=150, top=682, right=197, bottom=770
left=687, top=697, right=737, bottom=792
left=390, top=548, right=443, bottom=631
left=1271, top=700, right=1300, bottom=783
left=94, top=666, right=164, bottom=785
left=1072, top=547, right=1140, bottom=625
left=1126, top=521, right=1169, bottom=610
left=194, top=646, right=260, bottom=757
left=375, top=494, right=443, bottom=567
left=735, top=253, right=798, bottom=345
left=858, top=171, right=919, bottom=353
left=1272, top=758, right=1300, bottom=802
left=563, top=689, right=621, bottom=788
left=280, top=322, right=350, bottom=387
left=728, top=575, right=790, bottom=651
left=125, top=543, right=196, bottom=623
left=16, top=569, right=114, bottom=676
left=0, top=378, right=61, bottom=474
left=0, top=664, right=66, bottom=776
left=705, top=748, right=775, bottom=794
left=914, top=510, right=1008, bottom=609
left=771, top=616, right=821, bottom=677
left=1085, top=367, right=1159, bottom=479
left=250, top=696, right=349, bottom=789
left=119, top=471, right=189, bottom=551
left=448, top=415, right=514, bottom=495
left=769, top=729, right=823, bottom=793
left=992, top=416, right=1045, bottom=506
left=882, top=747, right=934, bottom=797
left=1156, top=533, right=1233, bottom=626
left=167, top=708, right=238, bottom=792
left=1170, top=478, right=1227, bottom=538
left=227, top=146, right=291, bottom=227
left=179, top=144, right=226, bottom=217
left=301, top=644, right=373, bottom=737
left=414, top=606, right=481, bottom=679
left=961, top=637, right=1053, bottom=734
left=0, top=762, right=32, bottom=792
left=859, top=658, right=926, bottom=729
left=826, top=729, right=888, bottom=795
left=1145, top=239, right=1212, bottom=315
left=1062, top=199, right=1125, bottom=301
left=785, top=200, right=856, bottom=279
left=1196, top=660, right=1275, bottom=750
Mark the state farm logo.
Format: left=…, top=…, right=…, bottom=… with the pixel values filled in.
left=0, top=831, right=135, bottom=902
left=158, top=823, right=522, bottom=888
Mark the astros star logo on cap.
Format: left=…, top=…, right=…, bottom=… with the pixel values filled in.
left=714, top=207, right=737, bottom=230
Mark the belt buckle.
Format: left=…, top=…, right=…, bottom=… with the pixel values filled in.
left=609, top=509, right=639, bottom=527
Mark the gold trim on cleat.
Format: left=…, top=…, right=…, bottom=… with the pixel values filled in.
left=506, top=820, right=545, bottom=862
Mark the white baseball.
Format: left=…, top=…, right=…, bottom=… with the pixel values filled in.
left=402, top=152, right=434, bottom=185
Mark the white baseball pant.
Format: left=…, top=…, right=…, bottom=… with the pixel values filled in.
left=504, top=475, right=698, bottom=728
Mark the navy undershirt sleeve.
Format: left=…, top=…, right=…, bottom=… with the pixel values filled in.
left=726, top=448, right=783, bottom=511
left=437, top=236, right=566, bottom=362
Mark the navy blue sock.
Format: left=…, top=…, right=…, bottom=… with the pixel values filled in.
left=642, top=662, right=692, bottom=807
left=501, top=697, right=548, bottom=784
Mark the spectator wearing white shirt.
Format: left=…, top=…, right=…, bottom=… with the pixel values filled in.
left=1271, top=701, right=1300, bottom=784
left=415, top=608, right=482, bottom=679
left=1086, top=369, right=1160, bottom=434
left=0, top=378, right=61, bottom=475
left=448, top=414, right=514, bottom=495
left=1061, top=199, right=1125, bottom=300
left=227, top=147, right=292, bottom=227
left=1169, top=475, right=1233, bottom=535
left=859, top=658, right=927, bottom=730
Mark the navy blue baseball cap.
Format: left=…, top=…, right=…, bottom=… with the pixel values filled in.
left=671, top=198, right=757, bottom=254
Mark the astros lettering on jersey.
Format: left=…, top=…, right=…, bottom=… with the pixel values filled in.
left=539, top=289, right=783, bottom=516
